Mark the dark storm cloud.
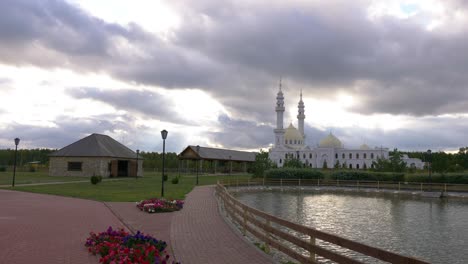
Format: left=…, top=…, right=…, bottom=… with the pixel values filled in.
left=208, top=114, right=273, bottom=149
left=66, top=87, right=193, bottom=124
left=171, top=0, right=468, bottom=116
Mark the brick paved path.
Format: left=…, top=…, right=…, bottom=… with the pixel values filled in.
left=0, top=190, right=124, bottom=264
left=170, top=185, right=274, bottom=264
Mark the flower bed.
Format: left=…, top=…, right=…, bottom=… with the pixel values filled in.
left=136, top=198, right=184, bottom=213
left=85, top=226, right=179, bottom=264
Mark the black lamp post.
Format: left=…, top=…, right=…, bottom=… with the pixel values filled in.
left=427, top=149, right=432, bottom=190
left=136, top=149, right=139, bottom=180
left=196, top=145, right=200, bottom=185
left=12, top=138, right=20, bottom=187
left=161, top=130, right=168, bottom=197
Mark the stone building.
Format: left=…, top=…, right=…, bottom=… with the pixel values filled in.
left=49, top=133, right=142, bottom=177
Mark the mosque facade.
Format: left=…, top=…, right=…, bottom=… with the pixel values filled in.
left=268, top=83, right=424, bottom=169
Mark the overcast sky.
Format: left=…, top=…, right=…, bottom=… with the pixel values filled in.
left=1, top=0, right=467, bottom=153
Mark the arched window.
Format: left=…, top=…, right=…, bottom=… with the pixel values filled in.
left=309, top=153, right=312, bottom=159
left=285, top=153, right=288, bottom=159
left=371, top=164, right=375, bottom=169
left=356, top=164, right=360, bottom=169
left=335, top=153, right=338, bottom=159
left=363, top=164, right=367, bottom=169
left=371, top=153, right=374, bottom=159
left=349, top=164, right=353, bottom=169
left=310, top=164, right=312, bottom=167
left=349, top=153, right=352, bottom=159
left=342, top=153, right=345, bottom=159
left=364, top=153, right=367, bottom=159
left=303, top=154, right=306, bottom=159
left=279, top=159, right=282, bottom=164
left=357, top=153, right=360, bottom=159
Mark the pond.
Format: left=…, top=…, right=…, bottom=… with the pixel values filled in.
left=233, top=190, right=468, bottom=263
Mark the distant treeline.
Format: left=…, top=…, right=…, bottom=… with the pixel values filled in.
left=0, top=149, right=180, bottom=170
left=0, top=148, right=56, bottom=167
left=402, top=147, right=468, bottom=172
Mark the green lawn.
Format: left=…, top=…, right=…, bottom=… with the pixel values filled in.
left=0, top=171, right=88, bottom=185
left=2, top=171, right=252, bottom=201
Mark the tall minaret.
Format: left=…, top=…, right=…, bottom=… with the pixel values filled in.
left=297, top=89, right=305, bottom=138
left=274, top=79, right=285, bottom=147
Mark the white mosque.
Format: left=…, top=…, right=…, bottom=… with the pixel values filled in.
left=268, top=83, right=424, bottom=169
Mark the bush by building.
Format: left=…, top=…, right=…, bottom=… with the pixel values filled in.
left=265, top=168, right=324, bottom=179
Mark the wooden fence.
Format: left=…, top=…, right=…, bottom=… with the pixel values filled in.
left=221, top=178, right=468, bottom=193
left=216, top=182, right=431, bottom=264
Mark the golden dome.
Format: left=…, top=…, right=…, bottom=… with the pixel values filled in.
left=360, top=144, right=371, bottom=150
left=319, top=133, right=343, bottom=148
left=284, top=123, right=304, bottom=142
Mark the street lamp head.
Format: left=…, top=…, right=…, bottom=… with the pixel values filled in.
left=196, top=145, right=200, bottom=152
left=14, top=138, right=20, bottom=146
left=161, top=129, right=168, bottom=140
left=136, top=149, right=139, bottom=154
left=427, top=149, right=432, bottom=155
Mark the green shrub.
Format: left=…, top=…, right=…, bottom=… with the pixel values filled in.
left=0, top=166, right=6, bottom=172
left=265, top=168, right=324, bottom=179
left=91, top=175, right=102, bottom=185
left=405, top=173, right=468, bottom=184
left=163, top=174, right=168, bottom=181
left=171, top=177, right=179, bottom=184
left=330, top=171, right=405, bottom=182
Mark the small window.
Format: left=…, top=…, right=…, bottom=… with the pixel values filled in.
left=303, top=154, right=306, bottom=159
left=357, top=154, right=360, bottom=159
left=309, top=153, right=312, bottom=158
left=335, top=153, right=338, bottom=159
left=363, top=164, right=367, bottom=169
left=342, top=153, right=345, bottom=159
left=68, top=162, right=82, bottom=171
left=371, top=153, right=374, bottom=159
left=364, top=153, right=367, bottom=159
left=285, top=154, right=287, bottom=159
left=349, top=153, right=352, bottom=159
left=349, top=164, right=352, bottom=169
left=279, top=159, right=282, bottom=164
left=356, top=164, right=360, bottom=169
left=371, top=164, right=375, bottom=169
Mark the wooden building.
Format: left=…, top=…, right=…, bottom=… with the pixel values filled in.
left=178, top=145, right=256, bottom=174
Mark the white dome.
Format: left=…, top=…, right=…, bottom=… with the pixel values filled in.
left=319, top=133, right=343, bottom=148
left=360, top=144, right=371, bottom=150
left=284, top=123, right=303, bottom=142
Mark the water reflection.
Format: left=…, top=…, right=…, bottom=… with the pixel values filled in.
left=234, top=190, right=468, bottom=264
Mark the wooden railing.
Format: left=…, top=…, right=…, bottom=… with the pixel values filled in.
left=221, top=178, right=468, bottom=193
left=216, top=182, right=431, bottom=264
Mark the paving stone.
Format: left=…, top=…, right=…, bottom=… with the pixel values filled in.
left=171, top=186, right=274, bottom=264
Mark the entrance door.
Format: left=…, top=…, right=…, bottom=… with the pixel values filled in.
left=117, top=160, right=129, bottom=177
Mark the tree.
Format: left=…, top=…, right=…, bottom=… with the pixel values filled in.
left=252, top=150, right=274, bottom=178
left=372, top=148, right=406, bottom=172
left=334, top=160, right=340, bottom=169
left=283, top=157, right=303, bottom=168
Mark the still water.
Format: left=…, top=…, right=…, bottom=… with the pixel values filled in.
left=234, top=190, right=468, bottom=264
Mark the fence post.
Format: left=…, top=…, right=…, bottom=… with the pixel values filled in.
left=265, top=219, right=271, bottom=253
left=281, top=178, right=283, bottom=190
left=317, top=179, right=320, bottom=186
left=420, top=183, right=423, bottom=192
left=310, top=235, right=317, bottom=262
left=337, top=179, right=339, bottom=187
left=444, top=184, right=447, bottom=193
left=248, top=178, right=250, bottom=188
left=242, top=207, right=247, bottom=236
left=377, top=181, right=379, bottom=189
left=357, top=180, right=359, bottom=189
left=263, top=177, right=265, bottom=187
left=398, top=182, right=401, bottom=191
